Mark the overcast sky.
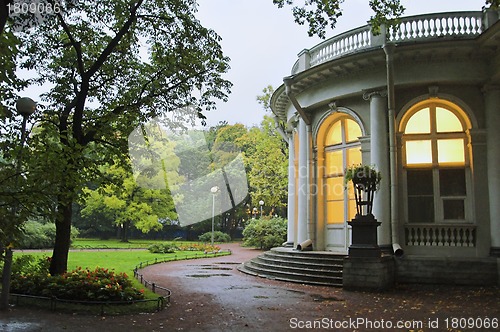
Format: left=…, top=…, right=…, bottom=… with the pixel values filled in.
left=195, top=0, right=487, bottom=127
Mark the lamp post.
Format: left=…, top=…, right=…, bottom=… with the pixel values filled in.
left=210, top=186, right=219, bottom=246
left=0, top=97, right=36, bottom=310
left=259, top=200, right=264, bottom=218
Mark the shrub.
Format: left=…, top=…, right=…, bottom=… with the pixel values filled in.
left=147, top=243, right=178, bottom=254
left=9, top=255, right=144, bottom=302
left=198, top=231, right=231, bottom=243
left=17, top=221, right=80, bottom=249
left=177, top=243, right=221, bottom=252
left=242, top=217, right=287, bottom=250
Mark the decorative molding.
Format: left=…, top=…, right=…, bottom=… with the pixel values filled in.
left=328, top=101, right=338, bottom=111
left=362, top=90, right=387, bottom=101
left=428, top=85, right=439, bottom=98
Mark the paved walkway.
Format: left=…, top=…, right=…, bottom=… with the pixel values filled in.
left=1, top=243, right=499, bottom=331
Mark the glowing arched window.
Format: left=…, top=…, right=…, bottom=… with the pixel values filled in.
left=324, top=116, right=362, bottom=224
left=405, top=108, right=431, bottom=134
left=403, top=105, right=466, bottom=166
left=401, top=101, right=471, bottom=224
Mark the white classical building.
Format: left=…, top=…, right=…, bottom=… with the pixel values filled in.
left=271, top=9, right=500, bottom=284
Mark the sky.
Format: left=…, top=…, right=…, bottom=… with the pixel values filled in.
left=195, top=0, right=487, bottom=127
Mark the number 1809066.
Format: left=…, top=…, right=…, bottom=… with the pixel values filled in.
left=7, top=1, right=61, bottom=16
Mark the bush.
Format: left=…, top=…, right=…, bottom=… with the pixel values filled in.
left=147, top=243, right=178, bottom=254
left=17, top=221, right=80, bottom=249
left=242, top=217, right=287, bottom=250
left=198, top=231, right=231, bottom=243
left=9, top=255, right=144, bottom=302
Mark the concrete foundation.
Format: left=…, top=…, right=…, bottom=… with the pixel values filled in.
left=343, top=256, right=394, bottom=291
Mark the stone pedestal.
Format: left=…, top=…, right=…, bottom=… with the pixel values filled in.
left=348, top=214, right=381, bottom=258
left=343, top=256, right=395, bottom=291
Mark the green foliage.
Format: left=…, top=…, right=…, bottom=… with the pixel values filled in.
left=10, top=256, right=144, bottom=302
left=17, top=221, right=80, bottom=249
left=242, top=217, right=287, bottom=250
left=198, top=231, right=231, bottom=243
left=238, top=116, right=288, bottom=210
left=8, top=0, right=231, bottom=275
left=80, top=162, right=177, bottom=241
left=147, top=243, right=178, bottom=254
left=344, top=164, right=382, bottom=191
left=273, top=0, right=407, bottom=38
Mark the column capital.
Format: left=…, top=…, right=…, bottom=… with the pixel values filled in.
left=363, top=89, right=387, bottom=101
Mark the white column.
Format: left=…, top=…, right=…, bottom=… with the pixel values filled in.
left=485, top=86, right=500, bottom=255
left=366, top=91, right=391, bottom=246
left=297, top=118, right=309, bottom=246
left=286, top=131, right=296, bottom=246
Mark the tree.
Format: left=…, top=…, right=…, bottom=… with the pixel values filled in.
left=273, top=0, right=403, bottom=38
left=80, top=162, right=177, bottom=242
left=238, top=116, right=288, bottom=215
left=12, top=0, right=231, bottom=275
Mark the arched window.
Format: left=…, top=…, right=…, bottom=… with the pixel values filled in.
left=324, top=116, right=362, bottom=224
left=400, top=101, right=471, bottom=224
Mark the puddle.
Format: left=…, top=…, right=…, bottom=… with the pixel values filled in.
left=200, top=267, right=232, bottom=271
left=311, top=294, right=344, bottom=302
left=186, top=274, right=232, bottom=278
left=0, top=322, right=40, bottom=331
left=214, top=262, right=241, bottom=265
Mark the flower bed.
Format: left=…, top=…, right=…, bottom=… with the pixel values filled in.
left=9, top=256, right=144, bottom=302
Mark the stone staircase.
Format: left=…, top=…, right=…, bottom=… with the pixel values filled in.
left=238, top=247, right=346, bottom=287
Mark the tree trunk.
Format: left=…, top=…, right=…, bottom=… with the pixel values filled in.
left=0, top=247, right=13, bottom=310
left=49, top=201, right=73, bottom=275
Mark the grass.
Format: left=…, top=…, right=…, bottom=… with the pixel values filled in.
left=71, top=238, right=191, bottom=249
left=15, top=248, right=226, bottom=279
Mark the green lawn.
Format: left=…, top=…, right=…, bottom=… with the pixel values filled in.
left=71, top=238, right=192, bottom=249
left=16, top=249, right=225, bottom=277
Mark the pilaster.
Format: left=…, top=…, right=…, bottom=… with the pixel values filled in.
left=484, top=85, right=500, bottom=255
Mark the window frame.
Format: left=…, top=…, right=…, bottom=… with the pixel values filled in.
left=324, top=116, right=361, bottom=224
left=400, top=102, right=472, bottom=225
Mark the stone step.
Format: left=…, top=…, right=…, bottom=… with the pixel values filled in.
left=257, top=255, right=343, bottom=271
left=238, top=249, right=346, bottom=287
left=238, top=261, right=343, bottom=287
left=262, top=252, right=344, bottom=267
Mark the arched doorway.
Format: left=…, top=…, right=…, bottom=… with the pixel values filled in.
left=317, top=113, right=362, bottom=252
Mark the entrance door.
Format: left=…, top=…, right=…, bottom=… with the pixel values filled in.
left=323, top=116, right=361, bottom=253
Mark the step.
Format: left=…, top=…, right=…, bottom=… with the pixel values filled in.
left=258, top=254, right=343, bottom=270
left=238, top=261, right=343, bottom=287
left=251, top=258, right=343, bottom=278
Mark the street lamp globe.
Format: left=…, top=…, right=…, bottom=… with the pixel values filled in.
left=15, top=97, right=36, bottom=117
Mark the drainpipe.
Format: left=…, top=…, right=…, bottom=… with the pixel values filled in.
left=383, top=43, right=404, bottom=257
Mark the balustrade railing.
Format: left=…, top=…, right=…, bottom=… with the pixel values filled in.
left=310, top=26, right=372, bottom=67
left=405, top=224, right=476, bottom=247
left=292, top=11, right=487, bottom=74
left=388, top=11, right=482, bottom=42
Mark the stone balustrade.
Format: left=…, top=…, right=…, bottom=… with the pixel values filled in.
left=405, top=224, right=476, bottom=247
left=292, top=10, right=494, bottom=74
